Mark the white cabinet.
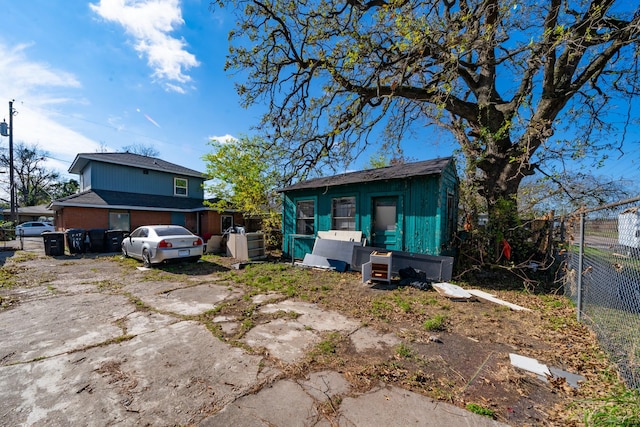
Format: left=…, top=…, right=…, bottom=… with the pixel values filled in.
left=362, top=251, right=392, bottom=283
left=226, top=233, right=266, bottom=261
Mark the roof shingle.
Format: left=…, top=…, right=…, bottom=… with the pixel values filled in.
left=68, top=152, right=205, bottom=178
left=51, top=189, right=207, bottom=211
left=278, top=157, right=454, bottom=192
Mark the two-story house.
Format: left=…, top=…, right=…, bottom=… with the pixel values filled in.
left=50, top=152, right=242, bottom=236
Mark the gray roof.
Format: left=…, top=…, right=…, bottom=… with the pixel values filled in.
left=278, top=157, right=454, bottom=192
left=2, top=204, right=53, bottom=216
left=50, top=189, right=207, bottom=212
left=68, top=152, right=206, bottom=179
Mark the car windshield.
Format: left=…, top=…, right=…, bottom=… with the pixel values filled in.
left=155, top=226, right=192, bottom=237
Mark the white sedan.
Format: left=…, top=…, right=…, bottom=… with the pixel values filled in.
left=15, top=221, right=55, bottom=236
left=121, top=225, right=204, bottom=267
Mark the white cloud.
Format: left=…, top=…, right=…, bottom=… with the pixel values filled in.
left=0, top=43, right=81, bottom=101
left=0, top=42, right=104, bottom=169
left=90, top=0, right=200, bottom=92
left=208, top=134, right=237, bottom=144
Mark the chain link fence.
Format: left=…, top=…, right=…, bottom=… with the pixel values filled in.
left=563, top=197, right=640, bottom=390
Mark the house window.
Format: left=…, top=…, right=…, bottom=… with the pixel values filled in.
left=109, top=211, right=130, bottom=231
left=332, top=197, right=356, bottom=230
left=174, top=178, right=188, bottom=196
left=221, top=215, right=233, bottom=233
left=296, top=200, right=315, bottom=235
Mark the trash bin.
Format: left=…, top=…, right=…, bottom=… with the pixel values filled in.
left=66, top=229, right=86, bottom=254
left=104, top=229, right=125, bottom=252
left=43, top=232, right=65, bottom=256
left=87, top=229, right=107, bottom=252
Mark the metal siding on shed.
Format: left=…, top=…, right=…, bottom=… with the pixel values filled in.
left=281, top=159, right=459, bottom=258
left=405, top=176, right=441, bottom=255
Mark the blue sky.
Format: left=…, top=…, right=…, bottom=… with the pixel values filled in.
left=0, top=0, right=266, bottom=182
left=0, top=0, right=638, bottom=193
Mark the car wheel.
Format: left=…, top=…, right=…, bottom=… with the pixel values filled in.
left=142, top=249, right=152, bottom=268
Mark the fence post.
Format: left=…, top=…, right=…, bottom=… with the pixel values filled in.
left=576, top=212, right=585, bottom=322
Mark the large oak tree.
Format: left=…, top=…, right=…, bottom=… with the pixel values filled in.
left=216, top=0, right=639, bottom=226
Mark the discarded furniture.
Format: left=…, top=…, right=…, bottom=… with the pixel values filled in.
left=352, top=246, right=454, bottom=282
left=317, top=230, right=363, bottom=242
left=297, top=254, right=348, bottom=271
left=432, top=282, right=472, bottom=300
left=362, top=251, right=392, bottom=283
left=226, top=232, right=266, bottom=261
left=295, top=236, right=363, bottom=271
left=206, top=235, right=223, bottom=254
left=312, top=238, right=363, bottom=265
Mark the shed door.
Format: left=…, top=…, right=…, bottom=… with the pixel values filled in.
left=372, top=196, right=401, bottom=250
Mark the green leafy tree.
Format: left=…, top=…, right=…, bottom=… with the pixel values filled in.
left=217, top=0, right=640, bottom=247
left=49, top=179, right=80, bottom=200
left=203, top=136, right=282, bottom=240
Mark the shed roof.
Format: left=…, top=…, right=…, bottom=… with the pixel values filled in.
left=68, top=152, right=206, bottom=179
left=278, top=157, right=454, bottom=192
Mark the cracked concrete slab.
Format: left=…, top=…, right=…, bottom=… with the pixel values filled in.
left=1, top=320, right=279, bottom=426
left=337, top=384, right=509, bottom=426
left=201, top=379, right=321, bottom=427
left=349, top=326, right=401, bottom=352
left=243, top=318, right=319, bottom=364
left=299, top=371, right=351, bottom=401
left=260, top=300, right=360, bottom=332
left=0, top=293, right=132, bottom=364
left=127, top=282, right=244, bottom=316
left=0, top=244, right=508, bottom=427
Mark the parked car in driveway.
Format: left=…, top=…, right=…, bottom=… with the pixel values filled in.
left=121, top=225, right=204, bottom=267
left=15, top=221, right=55, bottom=236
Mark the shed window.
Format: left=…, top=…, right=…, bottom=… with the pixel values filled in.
left=332, top=197, right=356, bottom=230
left=296, top=200, right=315, bottom=235
left=174, top=178, right=188, bottom=196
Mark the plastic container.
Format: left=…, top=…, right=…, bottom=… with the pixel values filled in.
left=66, top=229, right=86, bottom=254
left=87, top=229, right=107, bottom=252
left=104, top=229, right=125, bottom=252
left=43, top=232, right=65, bottom=256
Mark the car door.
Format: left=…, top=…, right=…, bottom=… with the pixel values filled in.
left=32, top=222, right=46, bottom=235
left=129, top=228, right=148, bottom=258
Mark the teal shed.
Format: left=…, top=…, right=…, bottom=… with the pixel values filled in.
left=278, top=157, right=459, bottom=260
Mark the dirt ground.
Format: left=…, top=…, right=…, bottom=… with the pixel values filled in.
left=0, top=244, right=624, bottom=426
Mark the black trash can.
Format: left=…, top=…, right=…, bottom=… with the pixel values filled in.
left=43, top=232, right=65, bottom=256
left=87, top=229, right=107, bottom=252
left=66, top=229, right=86, bottom=254
left=104, top=229, right=125, bottom=252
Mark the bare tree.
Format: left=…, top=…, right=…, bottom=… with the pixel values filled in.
left=0, top=143, right=60, bottom=206
left=217, top=0, right=640, bottom=238
left=122, top=144, right=159, bottom=157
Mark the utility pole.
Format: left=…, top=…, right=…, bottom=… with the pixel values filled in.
left=0, top=100, right=16, bottom=224
left=9, top=101, right=15, bottom=224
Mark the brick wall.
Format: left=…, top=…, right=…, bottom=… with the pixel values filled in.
left=57, top=207, right=247, bottom=236
left=57, top=207, right=109, bottom=230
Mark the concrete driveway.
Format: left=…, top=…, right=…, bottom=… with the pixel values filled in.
left=0, top=238, right=506, bottom=426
